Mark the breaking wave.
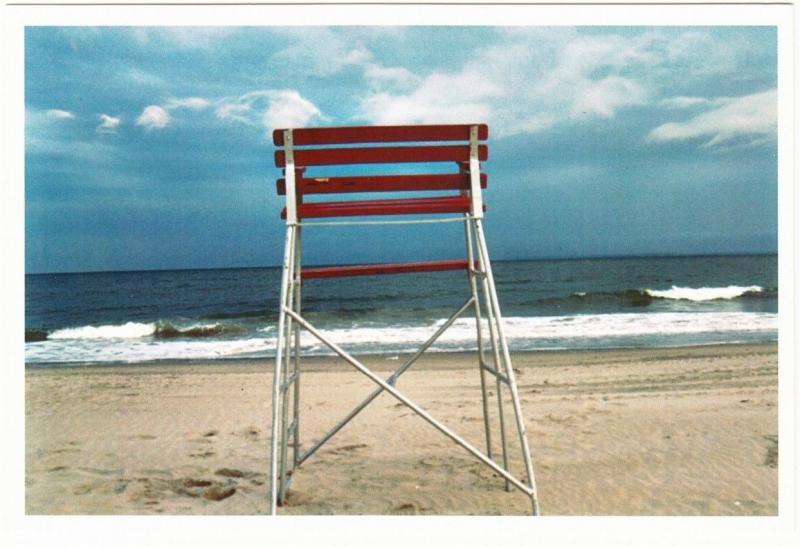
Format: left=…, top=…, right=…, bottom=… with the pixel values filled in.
left=49, top=321, right=155, bottom=340
left=543, top=285, right=772, bottom=307
left=26, top=311, right=777, bottom=365
left=46, top=321, right=247, bottom=341
left=647, top=285, right=765, bottom=302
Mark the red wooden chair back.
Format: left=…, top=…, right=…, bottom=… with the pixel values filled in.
left=273, top=124, right=488, bottom=220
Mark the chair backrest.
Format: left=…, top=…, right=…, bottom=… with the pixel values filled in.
left=273, top=124, right=489, bottom=223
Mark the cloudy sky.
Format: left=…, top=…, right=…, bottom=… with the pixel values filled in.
left=25, top=26, right=777, bottom=273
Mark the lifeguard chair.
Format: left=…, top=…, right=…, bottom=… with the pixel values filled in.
left=269, top=123, right=540, bottom=515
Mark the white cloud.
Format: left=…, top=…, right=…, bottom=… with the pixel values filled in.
left=662, top=31, right=746, bottom=78
left=270, top=28, right=374, bottom=76
left=352, top=28, right=767, bottom=139
left=364, top=64, right=421, bottom=92
left=96, top=114, right=121, bottom=134
left=164, top=97, right=210, bottom=110
left=359, top=71, right=499, bottom=125
left=129, top=97, right=211, bottom=131
left=571, top=76, right=647, bottom=118
left=122, top=28, right=771, bottom=142
left=131, top=27, right=236, bottom=49
left=341, top=47, right=372, bottom=66
left=262, top=90, right=323, bottom=131
left=554, top=34, right=654, bottom=83
left=660, top=96, right=713, bottom=109
left=215, top=101, right=254, bottom=125
left=215, top=90, right=324, bottom=135
left=136, top=105, right=171, bottom=130
left=647, top=89, right=776, bottom=147
left=46, top=109, right=75, bottom=120
left=354, top=30, right=656, bottom=136
left=659, top=96, right=735, bottom=110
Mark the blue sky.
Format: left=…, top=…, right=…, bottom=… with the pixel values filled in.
left=25, top=26, right=777, bottom=273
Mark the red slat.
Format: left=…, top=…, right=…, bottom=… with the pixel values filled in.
left=279, top=195, right=483, bottom=219
left=273, top=124, right=488, bottom=146
left=276, top=173, right=488, bottom=195
left=274, top=144, right=487, bottom=167
left=302, top=259, right=472, bottom=279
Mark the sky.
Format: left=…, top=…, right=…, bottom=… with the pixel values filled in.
left=24, top=26, right=778, bottom=274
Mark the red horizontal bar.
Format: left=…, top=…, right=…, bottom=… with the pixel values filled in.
left=273, top=124, right=488, bottom=146
left=280, top=195, right=483, bottom=219
left=274, top=144, right=487, bottom=168
left=302, top=259, right=473, bottom=279
left=276, top=172, right=488, bottom=195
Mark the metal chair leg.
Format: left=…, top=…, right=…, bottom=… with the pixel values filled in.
left=270, top=224, right=297, bottom=515
left=278, top=223, right=301, bottom=507
left=474, top=218, right=541, bottom=514
left=292, top=227, right=302, bottom=469
left=470, top=217, right=510, bottom=491
left=464, top=216, right=493, bottom=458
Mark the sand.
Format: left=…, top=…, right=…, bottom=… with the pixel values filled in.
left=25, top=343, right=778, bottom=515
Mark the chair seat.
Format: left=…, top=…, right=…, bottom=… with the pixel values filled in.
left=280, top=195, right=482, bottom=219
left=302, top=259, right=472, bottom=279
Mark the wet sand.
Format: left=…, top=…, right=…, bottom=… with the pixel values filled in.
left=25, top=343, right=778, bottom=515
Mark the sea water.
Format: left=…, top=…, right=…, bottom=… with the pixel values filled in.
left=25, top=254, right=778, bottom=366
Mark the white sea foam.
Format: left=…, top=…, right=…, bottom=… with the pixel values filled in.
left=319, top=312, right=776, bottom=348
left=49, top=321, right=156, bottom=340
left=647, top=285, right=763, bottom=302
left=27, top=311, right=778, bottom=365
left=26, top=337, right=274, bottom=364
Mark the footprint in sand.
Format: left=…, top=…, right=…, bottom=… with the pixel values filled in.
left=113, top=480, right=130, bottom=494
left=392, top=502, right=424, bottom=515
left=330, top=443, right=368, bottom=455
left=72, top=481, right=99, bottom=495
left=49, top=446, right=80, bottom=455
left=234, top=426, right=261, bottom=440
left=131, top=476, right=238, bottom=503
left=763, top=435, right=778, bottom=468
left=215, top=468, right=247, bottom=478
left=77, top=467, right=120, bottom=477
left=173, top=478, right=236, bottom=501
left=183, top=478, right=213, bottom=488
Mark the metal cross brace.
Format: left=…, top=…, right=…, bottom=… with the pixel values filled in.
left=283, top=306, right=536, bottom=499
left=296, top=296, right=475, bottom=466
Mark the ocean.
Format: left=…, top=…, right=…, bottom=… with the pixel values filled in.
left=25, top=254, right=778, bottom=367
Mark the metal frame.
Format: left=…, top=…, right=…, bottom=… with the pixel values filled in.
left=269, top=125, right=540, bottom=515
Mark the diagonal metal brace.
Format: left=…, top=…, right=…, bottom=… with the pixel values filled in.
left=283, top=307, right=536, bottom=499
left=480, top=361, right=510, bottom=385
left=297, top=297, right=475, bottom=466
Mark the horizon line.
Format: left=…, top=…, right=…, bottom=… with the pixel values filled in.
left=25, top=250, right=779, bottom=276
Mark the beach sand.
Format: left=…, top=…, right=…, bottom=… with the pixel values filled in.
left=25, top=343, right=778, bottom=515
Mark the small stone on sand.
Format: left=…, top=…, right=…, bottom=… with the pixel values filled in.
left=204, top=485, right=236, bottom=501
left=215, top=468, right=245, bottom=478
